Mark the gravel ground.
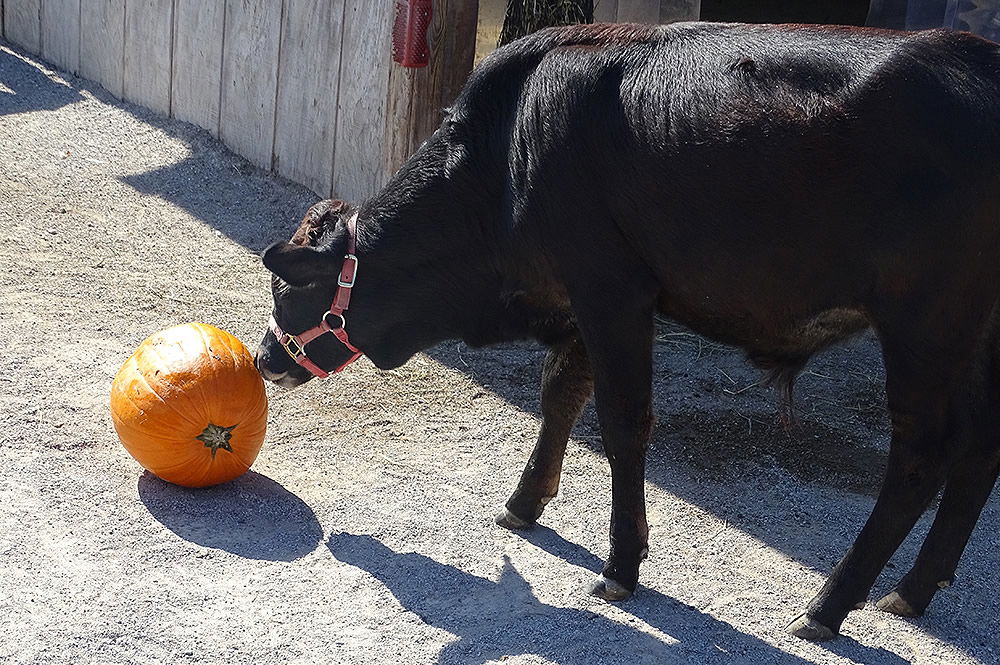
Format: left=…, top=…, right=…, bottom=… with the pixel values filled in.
left=1, top=42, right=997, bottom=665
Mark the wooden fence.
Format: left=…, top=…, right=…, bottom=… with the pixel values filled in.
left=0, top=1, right=699, bottom=200
left=595, top=0, right=701, bottom=23
left=0, top=0, right=477, bottom=201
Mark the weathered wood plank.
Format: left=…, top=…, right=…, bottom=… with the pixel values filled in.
left=171, top=0, right=224, bottom=135
left=79, top=0, right=124, bottom=97
left=273, top=0, right=346, bottom=196
left=660, top=0, right=700, bottom=22
left=220, top=0, right=281, bottom=170
left=41, top=0, right=80, bottom=73
left=332, top=0, right=393, bottom=200
left=4, top=0, right=41, bottom=53
left=617, top=0, right=659, bottom=22
left=384, top=0, right=478, bottom=177
left=123, top=0, right=173, bottom=114
left=594, top=0, right=619, bottom=22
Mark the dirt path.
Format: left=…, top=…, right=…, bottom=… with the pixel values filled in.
left=1, top=43, right=997, bottom=665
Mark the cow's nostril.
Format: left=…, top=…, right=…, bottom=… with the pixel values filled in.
left=254, top=347, right=287, bottom=382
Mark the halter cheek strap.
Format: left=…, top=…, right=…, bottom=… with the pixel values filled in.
left=269, top=213, right=364, bottom=378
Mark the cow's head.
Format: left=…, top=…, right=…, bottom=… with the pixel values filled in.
left=255, top=199, right=369, bottom=388
left=257, top=194, right=501, bottom=387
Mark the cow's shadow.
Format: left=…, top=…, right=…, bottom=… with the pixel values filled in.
left=138, top=470, right=323, bottom=561
left=423, top=334, right=1000, bottom=662
left=328, top=530, right=909, bottom=665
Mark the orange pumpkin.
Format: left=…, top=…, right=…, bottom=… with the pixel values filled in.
left=110, top=323, right=268, bottom=488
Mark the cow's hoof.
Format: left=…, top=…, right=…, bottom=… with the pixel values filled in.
left=587, top=574, right=633, bottom=601
left=786, top=613, right=836, bottom=641
left=495, top=508, right=532, bottom=530
left=875, top=591, right=921, bottom=617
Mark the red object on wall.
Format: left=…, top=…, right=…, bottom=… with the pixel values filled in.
left=392, top=0, right=433, bottom=68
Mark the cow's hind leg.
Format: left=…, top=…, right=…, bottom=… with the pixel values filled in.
left=876, top=335, right=1000, bottom=617
left=788, top=321, right=978, bottom=640
left=876, top=446, right=1000, bottom=616
left=497, top=335, right=593, bottom=529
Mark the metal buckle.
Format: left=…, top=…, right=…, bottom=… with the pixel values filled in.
left=280, top=334, right=306, bottom=359
left=338, top=254, right=358, bottom=288
left=323, top=310, right=347, bottom=330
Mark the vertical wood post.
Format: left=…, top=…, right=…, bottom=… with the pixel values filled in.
left=3, top=0, right=41, bottom=53
left=384, top=0, right=479, bottom=178
left=123, top=0, right=174, bottom=115
left=41, top=0, right=80, bottom=74
left=272, top=0, right=347, bottom=197
left=219, top=0, right=282, bottom=170
left=172, top=0, right=225, bottom=135
left=594, top=0, right=619, bottom=22
left=79, top=0, right=124, bottom=97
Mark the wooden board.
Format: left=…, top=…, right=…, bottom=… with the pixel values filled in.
left=660, top=0, right=700, bottom=23
left=331, top=0, right=393, bottom=200
left=617, top=0, right=660, bottom=23
left=123, top=0, right=173, bottom=114
left=41, top=0, right=80, bottom=74
left=594, top=0, right=619, bottom=22
left=384, top=0, right=478, bottom=177
left=79, top=0, right=124, bottom=97
left=3, top=0, right=41, bottom=53
left=220, top=0, right=281, bottom=170
left=171, top=0, right=224, bottom=135
left=273, top=0, right=346, bottom=196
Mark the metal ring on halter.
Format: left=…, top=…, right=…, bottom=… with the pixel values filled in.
left=323, top=310, right=347, bottom=330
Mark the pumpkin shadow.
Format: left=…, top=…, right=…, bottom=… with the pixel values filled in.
left=137, top=470, right=323, bottom=561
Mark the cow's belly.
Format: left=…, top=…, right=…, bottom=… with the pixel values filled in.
left=658, top=294, right=871, bottom=368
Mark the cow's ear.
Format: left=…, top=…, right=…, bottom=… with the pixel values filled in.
left=262, top=241, right=337, bottom=286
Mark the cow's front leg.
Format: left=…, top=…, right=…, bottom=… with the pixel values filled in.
left=497, top=335, right=593, bottom=529
left=573, top=290, right=657, bottom=601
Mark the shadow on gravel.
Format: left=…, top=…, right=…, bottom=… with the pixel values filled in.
left=518, top=526, right=914, bottom=665
left=423, top=336, right=893, bottom=574
left=328, top=531, right=908, bottom=665
left=0, top=46, right=84, bottom=116
left=424, top=337, right=1000, bottom=663
left=138, top=470, right=323, bottom=561
left=2, top=44, right=313, bottom=252
left=14, top=37, right=992, bottom=659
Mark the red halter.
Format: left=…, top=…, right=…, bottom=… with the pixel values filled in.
left=269, top=213, right=363, bottom=378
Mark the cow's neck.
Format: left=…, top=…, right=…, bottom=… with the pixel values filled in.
left=355, top=133, right=519, bottom=350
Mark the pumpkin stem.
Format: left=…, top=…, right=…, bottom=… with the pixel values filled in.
left=196, top=423, right=237, bottom=458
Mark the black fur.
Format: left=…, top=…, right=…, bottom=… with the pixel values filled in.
left=258, top=22, right=1000, bottom=639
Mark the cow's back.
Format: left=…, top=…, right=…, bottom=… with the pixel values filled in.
left=471, top=23, right=1000, bottom=356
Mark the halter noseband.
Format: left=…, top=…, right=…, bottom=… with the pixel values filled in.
left=268, top=213, right=363, bottom=378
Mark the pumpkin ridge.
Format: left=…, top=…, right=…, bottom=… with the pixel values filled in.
left=213, top=324, right=243, bottom=370
left=127, top=366, right=203, bottom=430
left=188, top=328, right=219, bottom=428
left=139, top=342, right=214, bottom=427
left=195, top=324, right=244, bottom=428
left=112, top=417, right=200, bottom=444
